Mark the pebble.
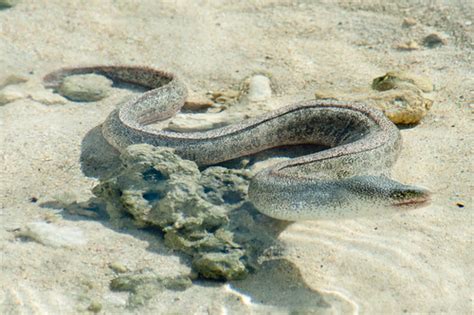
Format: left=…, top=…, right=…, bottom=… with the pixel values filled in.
left=0, top=0, right=20, bottom=8
left=183, top=93, right=214, bottom=110
left=57, top=73, right=113, bottom=102
left=16, top=222, right=87, bottom=248
left=0, top=74, right=28, bottom=89
left=87, top=301, right=102, bottom=313
left=402, top=17, right=417, bottom=27
left=210, top=90, right=240, bottom=104
left=0, top=85, right=26, bottom=105
left=30, top=89, right=67, bottom=105
left=109, top=262, right=129, bottom=273
left=423, top=33, right=447, bottom=48
left=396, top=40, right=420, bottom=51
left=246, top=74, right=272, bottom=102
left=372, top=71, right=433, bottom=93
left=166, top=112, right=241, bottom=132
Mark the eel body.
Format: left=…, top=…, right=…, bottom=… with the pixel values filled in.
left=44, top=66, right=430, bottom=221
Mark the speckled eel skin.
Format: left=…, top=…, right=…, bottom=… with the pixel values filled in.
left=44, top=66, right=430, bottom=221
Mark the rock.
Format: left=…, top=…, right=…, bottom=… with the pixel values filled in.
left=209, top=89, right=240, bottom=104
left=166, top=112, right=242, bottom=132
left=87, top=301, right=102, bottom=313
left=372, top=71, right=433, bottom=93
left=396, top=40, right=420, bottom=51
left=192, top=251, right=248, bottom=280
left=109, top=262, right=129, bottom=273
left=366, top=88, right=434, bottom=125
left=199, top=166, right=251, bottom=206
left=246, top=74, right=272, bottom=102
left=57, top=73, right=113, bottom=102
left=423, top=33, right=448, bottom=48
left=0, top=74, right=28, bottom=89
left=314, top=89, right=340, bottom=100
left=315, top=71, right=435, bottom=124
left=402, top=17, right=417, bottom=27
left=30, top=89, right=67, bottom=105
left=16, top=222, right=87, bottom=248
left=92, top=144, right=277, bottom=280
left=0, top=0, right=20, bottom=8
left=0, top=85, right=26, bottom=105
left=110, top=269, right=192, bottom=307
left=183, top=93, right=214, bottom=110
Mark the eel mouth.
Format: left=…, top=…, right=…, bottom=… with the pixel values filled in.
left=392, top=194, right=431, bottom=208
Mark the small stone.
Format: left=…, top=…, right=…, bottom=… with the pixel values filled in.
left=166, top=112, right=241, bottom=132
left=372, top=71, right=433, bottom=93
left=192, top=251, right=248, bottom=280
left=396, top=40, right=420, bottom=51
left=183, top=93, right=214, bottom=110
left=402, top=17, right=417, bottom=27
left=16, top=222, right=87, bottom=248
left=87, top=301, right=102, bottom=313
left=109, top=262, right=129, bottom=273
left=210, top=90, right=240, bottom=104
left=247, top=74, right=272, bottom=102
left=58, top=74, right=113, bottom=102
left=423, top=33, right=447, bottom=48
left=0, top=0, right=20, bottom=8
left=0, top=85, right=26, bottom=105
left=110, top=270, right=192, bottom=307
left=314, top=89, right=339, bottom=100
left=465, top=21, right=472, bottom=26
left=0, top=74, right=28, bottom=89
left=30, top=89, right=67, bottom=105
left=162, top=276, right=192, bottom=291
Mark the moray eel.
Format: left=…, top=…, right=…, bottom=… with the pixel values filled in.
left=44, top=66, right=431, bottom=221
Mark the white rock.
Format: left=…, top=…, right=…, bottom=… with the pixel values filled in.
left=30, top=89, right=67, bottom=105
left=0, top=85, right=26, bottom=105
left=247, top=75, right=272, bottom=102
left=0, top=74, right=28, bottom=88
left=19, top=222, right=87, bottom=248
left=166, top=112, right=242, bottom=132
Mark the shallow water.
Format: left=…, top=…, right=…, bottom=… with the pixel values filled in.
left=1, top=1, right=472, bottom=314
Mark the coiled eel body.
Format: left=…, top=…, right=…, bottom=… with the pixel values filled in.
left=44, top=66, right=430, bottom=221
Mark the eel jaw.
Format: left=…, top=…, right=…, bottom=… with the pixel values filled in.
left=391, top=189, right=432, bottom=208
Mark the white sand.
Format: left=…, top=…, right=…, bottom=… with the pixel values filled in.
left=1, top=1, right=472, bottom=313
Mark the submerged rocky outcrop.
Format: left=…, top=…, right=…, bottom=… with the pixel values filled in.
left=93, top=144, right=284, bottom=281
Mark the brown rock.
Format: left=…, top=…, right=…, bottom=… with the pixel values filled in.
left=183, top=93, right=214, bottom=111
left=396, top=40, right=420, bottom=51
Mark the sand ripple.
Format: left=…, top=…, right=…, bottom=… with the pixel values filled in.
left=282, top=217, right=471, bottom=313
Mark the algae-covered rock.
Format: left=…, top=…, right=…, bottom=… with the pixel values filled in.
left=110, top=269, right=192, bottom=308
left=365, top=88, right=433, bottom=125
left=372, top=71, right=433, bottom=93
left=370, top=71, right=434, bottom=124
left=315, top=71, right=435, bottom=124
left=192, top=251, right=248, bottom=280
left=93, top=144, right=260, bottom=280
left=58, top=73, right=113, bottom=102
left=0, top=0, right=20, bottom=8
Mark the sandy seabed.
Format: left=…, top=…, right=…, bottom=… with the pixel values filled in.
left=1, top=1, right=473, bottom=314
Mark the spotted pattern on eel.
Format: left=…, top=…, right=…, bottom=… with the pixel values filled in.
left=44, top=66, right=430, bottom=221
